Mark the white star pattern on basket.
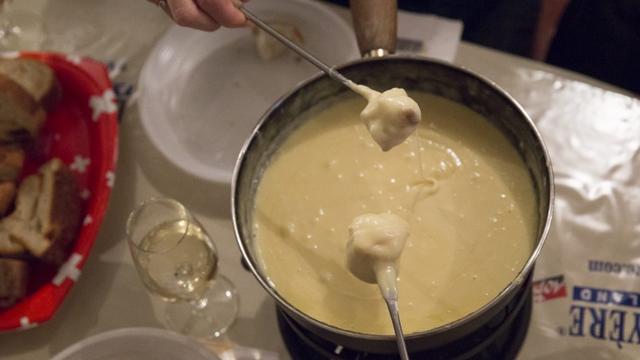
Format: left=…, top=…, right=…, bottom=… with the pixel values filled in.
left=80, top=188, right=91, bottom=200
left=65, top=54, right=82, bottom=65
left=106, top=171, right=115, bottom=188
left=19, top=316, right=37, bottom=330
left=52, top=253, right=83, bottom=286
left=89, top=89, right=117, bottom=122
left=69, top=156, right=90, bottom=173
left=83, top=215, right=93, bottom=226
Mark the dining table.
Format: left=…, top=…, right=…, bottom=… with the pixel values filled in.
left=1, top=0, right=637, bottom=359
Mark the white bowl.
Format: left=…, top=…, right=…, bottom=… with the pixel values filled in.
left=138, top=0, right=358, bottom=183
left=51, top=327, right=220, bottom=360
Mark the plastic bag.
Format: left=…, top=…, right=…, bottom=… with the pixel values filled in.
left=507, top=69, right=640, bottom=359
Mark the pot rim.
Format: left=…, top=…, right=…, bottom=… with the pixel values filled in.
left=231, top=55, right=555, bottom=342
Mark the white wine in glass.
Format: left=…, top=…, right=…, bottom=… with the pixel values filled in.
left=0, top=0, right=45, bottom=51
left=137, top=219, right=216, bottom=301
left=127, top=198, right=239, bottom=338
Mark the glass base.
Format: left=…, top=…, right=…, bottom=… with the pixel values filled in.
left=163, top=275, right=239, bottom=339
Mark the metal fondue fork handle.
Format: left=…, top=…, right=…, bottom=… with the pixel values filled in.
left=236, top=3, right=353, bottom=88
left=384, top=297, right=411, bottom=360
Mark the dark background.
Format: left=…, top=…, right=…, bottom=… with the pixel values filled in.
left=324, top=0, right=640, bottom=95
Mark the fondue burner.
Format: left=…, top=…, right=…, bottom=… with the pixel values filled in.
left=276, top=274, right=532, bottom=360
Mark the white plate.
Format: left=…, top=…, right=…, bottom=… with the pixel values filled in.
left=51, top=327, right=219, bottom=360
left=138, top=0, right=358, bottom=183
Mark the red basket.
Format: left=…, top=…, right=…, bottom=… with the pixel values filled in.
left=0, top=52, right=118, bottom=331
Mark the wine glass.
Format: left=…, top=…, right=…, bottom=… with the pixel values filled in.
left=126, top=198, right=239, bottom=338
left=0, top=0, right=45, bottom=51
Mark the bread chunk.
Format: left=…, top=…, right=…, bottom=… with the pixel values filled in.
left=0, top=58, right=61, bottom=110
left=0, top=145, right=25, bottom=181
left=4, top=159, right=82, bottom=264
left=0, top=181, right=16, bottom=215
left=0, top=74, right=46, bottom=143
left=0, top=258, right=28, bottom=308
left=0, top=229, right=25, bottom=256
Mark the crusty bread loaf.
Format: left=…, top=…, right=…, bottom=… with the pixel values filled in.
left=0, top=258, right=28, bottom=308
left=0, top=145, right=25, bottom=181
left=4, top=159, right=82, bottom=264
left=0, top=74, right=46, bottom=143
left=0, top=58, right=61, bottom=111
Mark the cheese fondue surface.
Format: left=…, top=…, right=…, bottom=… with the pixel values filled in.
left=253, top=92, right=537, bottom=335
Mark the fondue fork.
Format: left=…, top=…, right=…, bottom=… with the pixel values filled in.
left=384, top=296, right=410, bottom=360
left=237, top=3, right=356, bottom=90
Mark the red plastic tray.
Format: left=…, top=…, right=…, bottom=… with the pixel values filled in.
left=0, top=52, right=118, bottom=331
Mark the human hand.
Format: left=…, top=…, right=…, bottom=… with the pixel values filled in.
left=149, top=0, right=249, bottom=31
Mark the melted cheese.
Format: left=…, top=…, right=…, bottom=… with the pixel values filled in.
left=348, top=83, right=421, bottom=151
left=253, top=92, right=537, bottom=335
left=347, top=213, right=409, bottom=300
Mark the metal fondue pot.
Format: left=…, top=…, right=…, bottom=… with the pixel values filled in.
left=232, top=0, right=554, bottom=353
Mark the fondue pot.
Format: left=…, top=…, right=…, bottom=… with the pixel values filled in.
left=232, top=0, right=554, bottom=354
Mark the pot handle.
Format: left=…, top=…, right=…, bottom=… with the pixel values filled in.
left=350, top=0, right=398, bottom=57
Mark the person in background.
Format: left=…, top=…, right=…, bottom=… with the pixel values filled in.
left=541, top=0, right=640, bottom=94
left=148, top=0, right=639, bottom=95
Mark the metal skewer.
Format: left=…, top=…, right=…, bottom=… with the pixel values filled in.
left=384, top=297, right=410, bottom=360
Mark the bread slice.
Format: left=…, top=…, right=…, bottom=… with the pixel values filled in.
left=0, top=258, right=28, bottom=308
left=0, top=181, right=16, bottom=215
left=11, top=175, right=39, bottom=221
left=0, top=74, right=46, bottom=143
left=0, top=228, right=25, bottom=256
left=4, top=217, right=48, bottom=257
left=3, top=174, right=44, bottom=255
left=36, top=159, right=82, bottom=263
left=0, top=58, right=60, bottom=110
left=0, top=145, right=25, bottom=181
left=4, top=159, right=82, bottom=264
